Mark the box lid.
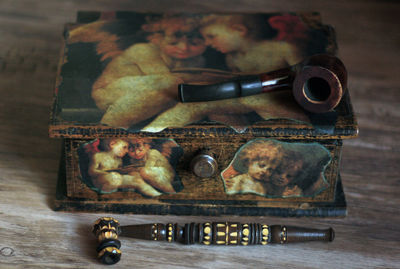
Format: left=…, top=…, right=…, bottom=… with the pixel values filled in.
left=49, top=11, right=358, bottom=139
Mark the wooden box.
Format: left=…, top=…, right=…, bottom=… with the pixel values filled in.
left=50, top=11, right=358, bottom=216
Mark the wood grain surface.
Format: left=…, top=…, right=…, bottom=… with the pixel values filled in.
left=0, top=1, right=399, bottom=268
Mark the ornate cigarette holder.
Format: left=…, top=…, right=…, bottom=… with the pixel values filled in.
left=93, top=217, right=335, bottom=265
left=179, top=54, right=347, bottom=114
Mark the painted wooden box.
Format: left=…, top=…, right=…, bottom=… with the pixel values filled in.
left=50, top=11, right=358, bottom=216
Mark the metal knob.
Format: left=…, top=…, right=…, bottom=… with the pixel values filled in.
left=190, top=153, right=218, bottom=178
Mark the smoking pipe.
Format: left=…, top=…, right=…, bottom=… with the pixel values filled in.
left=93, top=217, right=335, bottom=265
left=178, top=54, right=347, bottom=114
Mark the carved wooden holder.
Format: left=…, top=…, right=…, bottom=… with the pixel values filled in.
left=179, top=54, right=347, bottom=114
left=93, top=217, right=334, bottom=265
left=92, top=217, right=122, bottom=265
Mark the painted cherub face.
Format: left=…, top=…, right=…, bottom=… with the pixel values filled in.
left=145, top=17, right=207, bottom=59
left=159, top=32, right=206, bottom=59
left=200, top=23, right=246, bottom=54
left=248, top=159, right=278, bottom=182
left=271, top=160, right=304, bottom=187
left=128, top=141, right=151, bottom=160
left=110, top=140, right=129, bottom=158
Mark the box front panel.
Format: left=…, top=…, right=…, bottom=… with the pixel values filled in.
left=63, top=137, right=341, bottom=212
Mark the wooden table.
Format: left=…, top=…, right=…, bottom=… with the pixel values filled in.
left=0, top=1, right=399, bottom=268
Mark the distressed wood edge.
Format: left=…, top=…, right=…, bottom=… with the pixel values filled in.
left=48, top=122, right=359, bottom=140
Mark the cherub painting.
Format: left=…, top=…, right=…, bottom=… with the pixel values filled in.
left=78, top=138, right=183, bottom=197
left=221, top=139, right=331, bottom=198
left=59, top=12, right=335, bottom=132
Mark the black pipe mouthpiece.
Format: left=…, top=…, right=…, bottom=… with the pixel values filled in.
left=179, top=75, right=263, bottom=103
